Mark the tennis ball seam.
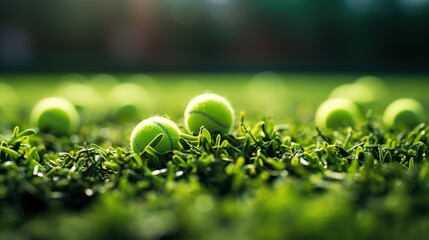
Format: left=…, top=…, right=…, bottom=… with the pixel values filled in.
left=132, top=120, right=174, bottom=153
left=151, top=121, right=174, bottom=150
left=188, top=110, right=230, bottom=130
left=133, top=137, right=144, bottom=154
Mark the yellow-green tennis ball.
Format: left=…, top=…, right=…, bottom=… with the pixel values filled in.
left=329, top=83, right=353, bottom=99
left=30, top=97, right=80, bottom=136
left=107, top=83, right=153, bottom=122
left=329, top=76, right=388, bottom=111
left=90, top=74, right=119, bottom=92
left=130, top=116, right=181, bottom=154
left=184, top=93, right=234, bottom=134
left=315, top=98, right=361, bottom=129
left=353, top=76, right=388, bottom=106
left=383, top=98, right=426, bottom=129
left=329, top=83, right=375, bottom=111
left=57, top=82, right=106, bottom=120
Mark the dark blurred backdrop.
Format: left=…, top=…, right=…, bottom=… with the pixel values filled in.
left=1, top=0, right=429, bottom=73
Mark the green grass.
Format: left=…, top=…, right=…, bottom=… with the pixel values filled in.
left=1, top=74, right=429, bottom=240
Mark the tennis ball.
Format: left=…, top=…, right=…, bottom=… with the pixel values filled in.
left=130, top=116, right=181, bottom=154
left=329, top=83, right=353, bottom=100
left=329, top=76, right=388, bottom=111
left=107, top=83, right=153, bottom=122
left=383, top=98, right=426, bottom=129
left=354, top=76, right=388, bottom=106
left=30, top=97, right=80, bottom=136
left=184, top=93, right=234, bottom=134
left=57, top=82, right=106, bottom=120
left=90, top=74, right=119, bottom=92
left=315, top=98, right=361, bottom=129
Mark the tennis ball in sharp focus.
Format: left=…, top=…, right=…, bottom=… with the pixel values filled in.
left=383, top=98, right=426, bottom=129
left=130, top=116, right=181, bottom=154
left=184, top=93, right=234, bottom=134
left=30, top=97, right=80, bottom=135
left=315, top=98, right=361, bottom=129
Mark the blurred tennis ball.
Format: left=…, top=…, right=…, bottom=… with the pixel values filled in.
left=329, top=76, right=388, bottom=111
left=89, top=74, right=120, bottom=92
left=383, top=98, right=426, bottom=129
left=57, top=82, right=106, bottom=121
left=128, top=74, right=160, bottom=93
left=30, top=97, right=80, bottom=136
left=130, top=116, right=181, bottom=154
left=315, top=98, right=361, bottom=129
left=106, top=83, right=153, bottom=122
left=184, top=93, right=234, bottom=134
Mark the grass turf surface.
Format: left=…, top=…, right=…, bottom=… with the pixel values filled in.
left=1, top=74, right=429, bottom=239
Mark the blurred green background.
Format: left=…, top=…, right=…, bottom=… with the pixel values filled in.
left=1, top=73, right=428, bottom=127
left=1, top=0, right=429, bottom=72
